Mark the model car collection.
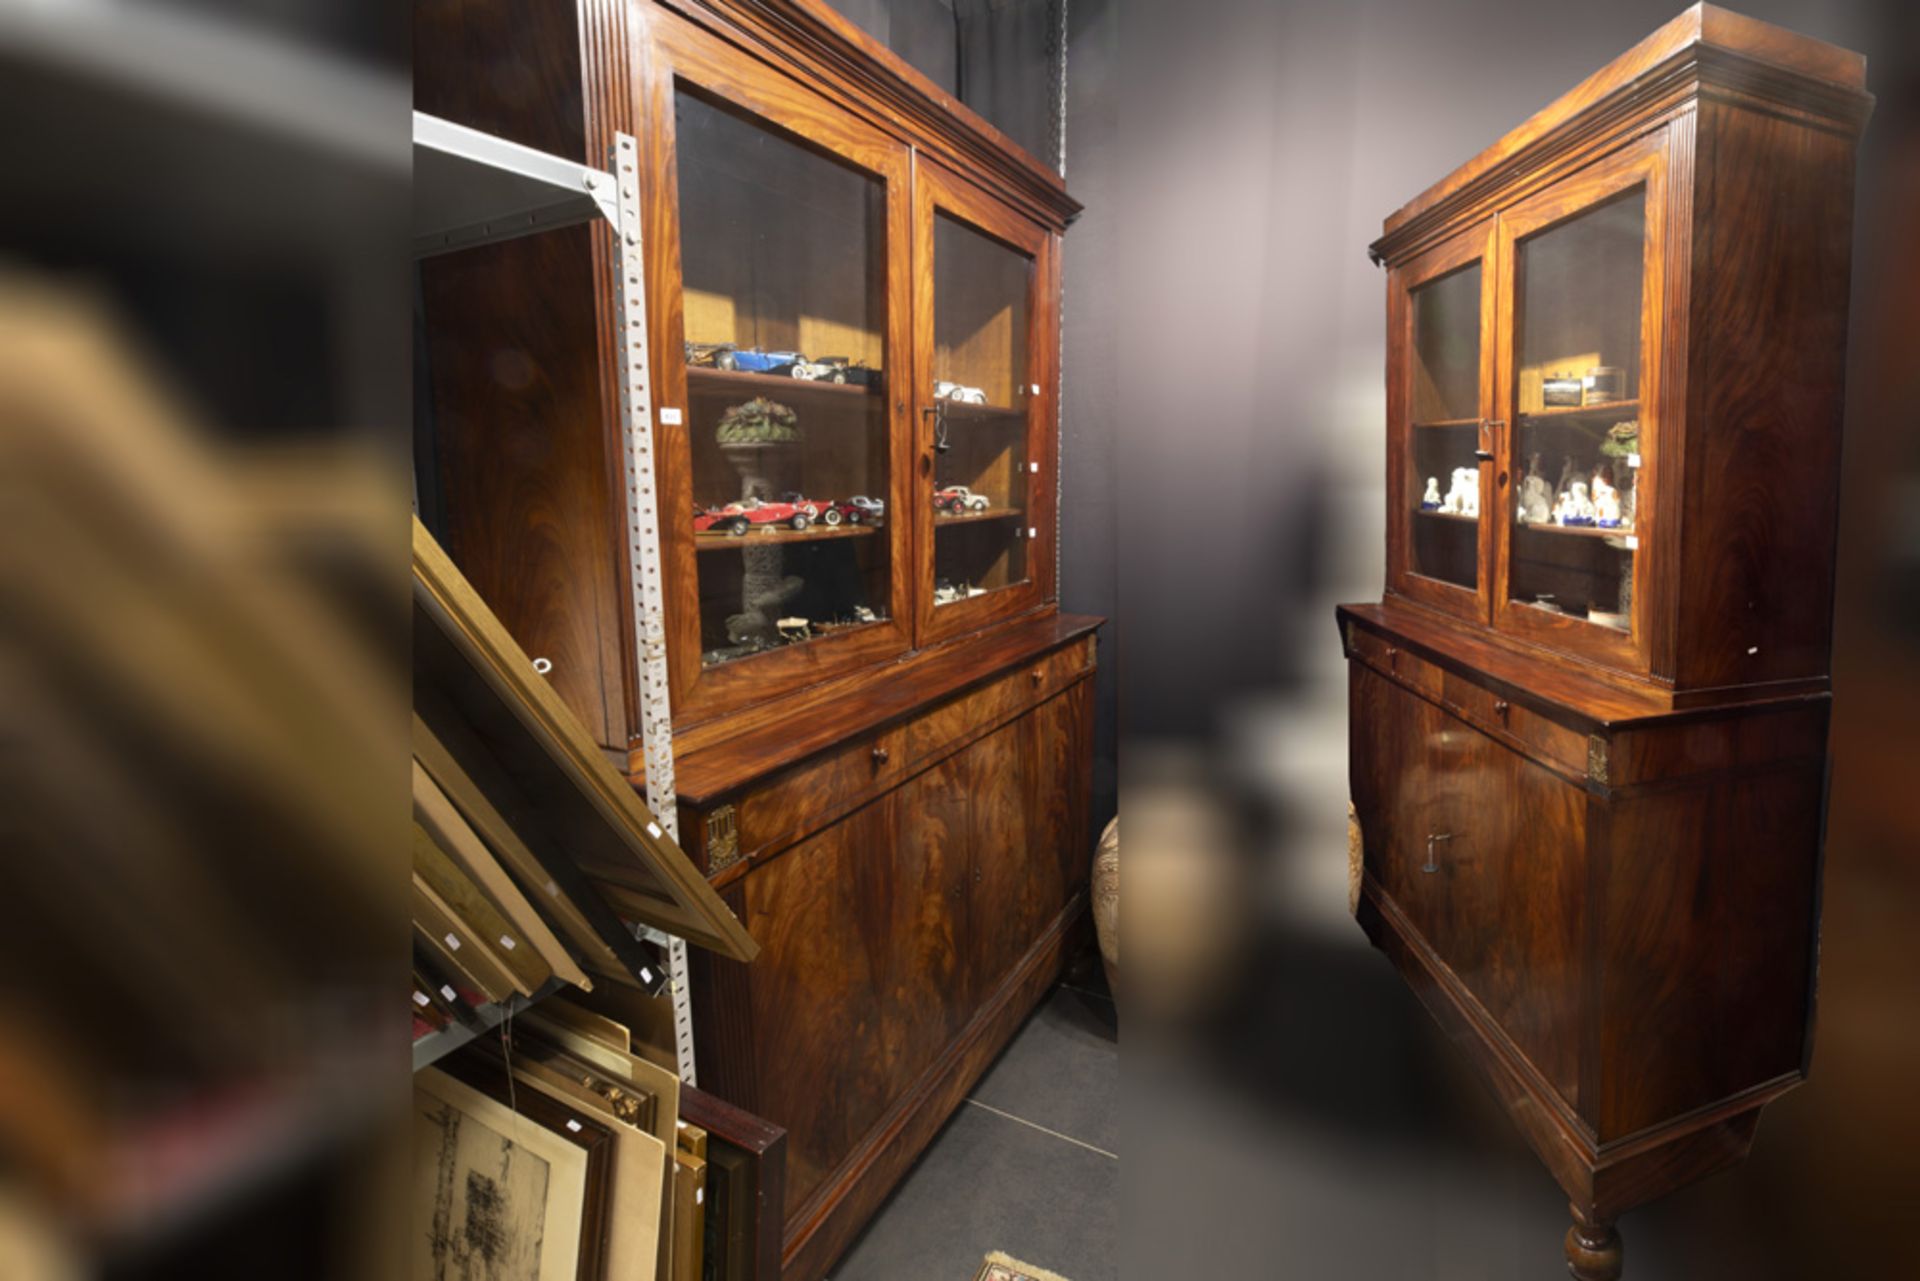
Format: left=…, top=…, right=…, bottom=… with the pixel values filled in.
left=685, top=342, right=881, bottom=387
left=701, top=604, right=884, bottom=666
left=692, top=497, right=829, bottom=535
left=693, top=492, right=897, bottom=536
left=933, top=380, right=987, bottom=403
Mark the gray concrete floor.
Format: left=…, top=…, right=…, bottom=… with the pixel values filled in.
left=828, top=983, right=1119, bottom=1281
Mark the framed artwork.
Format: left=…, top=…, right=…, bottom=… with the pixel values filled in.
left=414, top=1067, right=595, bottom=1281
left=514, top=1055, right=670, bottom=1281
left=434, top=1052, right=617, bottom=1279
left=679, top=1084, right=787, bottom=1281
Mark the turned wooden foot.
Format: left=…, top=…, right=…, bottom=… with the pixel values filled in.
left=1565, top=1204, right=1622, bottom=1279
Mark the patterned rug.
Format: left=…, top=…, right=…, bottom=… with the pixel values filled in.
left=975, top=1251, right=1073, bottom=1281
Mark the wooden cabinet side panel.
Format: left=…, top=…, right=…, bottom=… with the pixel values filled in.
left=414, top=0, right=587, bottom=158
left=1598, top=765, right=1823, bottom=1141
left=419, top=232, right=627, bottom=747
left=1675, top=100, right=1857, bottom=691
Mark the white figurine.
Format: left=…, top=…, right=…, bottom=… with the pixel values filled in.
left=1554, top=481, right=1596, bottom=526
left=1516, top=457, right=1552, bottom=524
left=1442, top=466, right=1480, bottom=518
left=1592, top=474, right=1621, bottom=526
left=1518, top=474, right=1553, bottom=524
left=1421, top=477, right=1442, bottom=510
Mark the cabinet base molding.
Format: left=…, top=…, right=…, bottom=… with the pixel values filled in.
left=1358, top=881, right=1791, bottom=1234
left=782, top=895, right=1090, bottom=1281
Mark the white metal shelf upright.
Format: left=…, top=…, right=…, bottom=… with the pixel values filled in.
left=411, top=111, right=699, bottom=1083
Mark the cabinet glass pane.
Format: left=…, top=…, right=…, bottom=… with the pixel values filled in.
left=1509, top=190, right=1645, bottom=632
left=932, top=212, right=1032, bottom=606
left=674, top=88, right=891, bottom=667
left=1409, top=262, right=1481, bottom=591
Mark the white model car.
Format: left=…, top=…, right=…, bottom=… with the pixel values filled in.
left=933, top=380, right=987, bottom=404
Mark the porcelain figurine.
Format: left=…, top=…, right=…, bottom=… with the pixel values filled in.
left=1554, top=480, right=1596, bottom=527
left=1443, top=467, right=1480, bottom=518
left=1593, top=474, right=1622, bottom=527
left=1421, top=477, right=1442, bottom=510
left=1517, top=455, right=1553, bottom=524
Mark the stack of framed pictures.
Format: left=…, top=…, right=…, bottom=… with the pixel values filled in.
left=410, top=517, right=758, bottom=1063
left=413, top=995, right=784, bottom=1281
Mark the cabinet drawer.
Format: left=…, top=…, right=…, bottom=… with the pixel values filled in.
left=727, top=638, right=1093, bottom=865
left=1438, top=669, right=1587, bottom=778
left=904, top=637, right=1092, bottom=767
left=1347, top=624, right=1444, bottom=699
left=737, top=724, right=906, bottom=855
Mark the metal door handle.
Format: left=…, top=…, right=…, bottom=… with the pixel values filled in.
left=1423, top=832, right=1454, bottom=874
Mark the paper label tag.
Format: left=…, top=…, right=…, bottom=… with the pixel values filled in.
left=413, top=990, right=431, bottom=1007
left=1625, top=535, right=1640, bottom=550
left=659, top=407, right=683, bottom=425
left=440, top=985, right=457, bottom=1002
left=498, top=935, right=517, bottom=951
left=646, top=822, right=663, bottom=840
left=565, top=1119, right=582, bottom=1133
left=1627, top=453, right=1642, bottom=469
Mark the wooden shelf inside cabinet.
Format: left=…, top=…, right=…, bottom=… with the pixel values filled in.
left=686, top=365, right=884, bottom=407
left=935, top=507, right=1025, bottom=528
left=1414, top=509, right=1480, bottom=525
left=1518, top=399, right=1639, bottom=421
left=1411, top=417, right=1481, bottom=430
left=694, top=523, right=880, bottom=552
left=939, top=401, right=1027, bottom=423
left=1514, top=521, right=1635, bottom=542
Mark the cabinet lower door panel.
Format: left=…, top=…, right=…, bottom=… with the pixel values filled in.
left=887, top=754, right=975, bottom=1089
left=714, top=677, right=1097, bottom=1245
left=967, top=716, right=1033, bottom=998
left=1351, top=664, right=1585, bottom=1109
left=740, top=805, right=901, bottom=1209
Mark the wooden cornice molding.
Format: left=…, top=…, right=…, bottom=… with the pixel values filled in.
left=654, top=0, right=1081, bottom=229
left=1370, top=3, right=1872, bottom=267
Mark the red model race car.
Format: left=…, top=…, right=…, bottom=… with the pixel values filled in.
left=693, top=497, right=818, bottom=535
left=933, top=485, right=990, bottom=515
left=779, top=493, right=852, bottom=526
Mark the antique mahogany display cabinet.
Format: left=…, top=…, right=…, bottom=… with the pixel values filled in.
left=1340, top=7, right=1869, bottom=1278
left=415, top=2, right=1095, bottom=1278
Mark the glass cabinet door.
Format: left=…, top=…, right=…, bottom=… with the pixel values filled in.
left=1494, top=136, right=1666, bottom=670
left=1391, top=223, right=1494, bottom=620
left=915, top=161, right=1056, bottom=644
left=646, top=20, right=914, bottom=717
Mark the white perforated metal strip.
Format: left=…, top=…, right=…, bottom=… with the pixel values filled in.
left=609, top=131, right=698, bottom=1087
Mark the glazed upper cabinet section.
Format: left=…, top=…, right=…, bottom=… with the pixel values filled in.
left=1391, top=220, right=1496, bottom=622
left=1389, top=131, right=1666, bottom=677
left=1493, top=136, right=1666, bottom=673
left=645, top=17, right=915, bottom=721
left=915, top=160, right=1059, bottom=646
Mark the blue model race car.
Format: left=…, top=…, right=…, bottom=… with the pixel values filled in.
left=725, top=348, right=805, bottom=375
